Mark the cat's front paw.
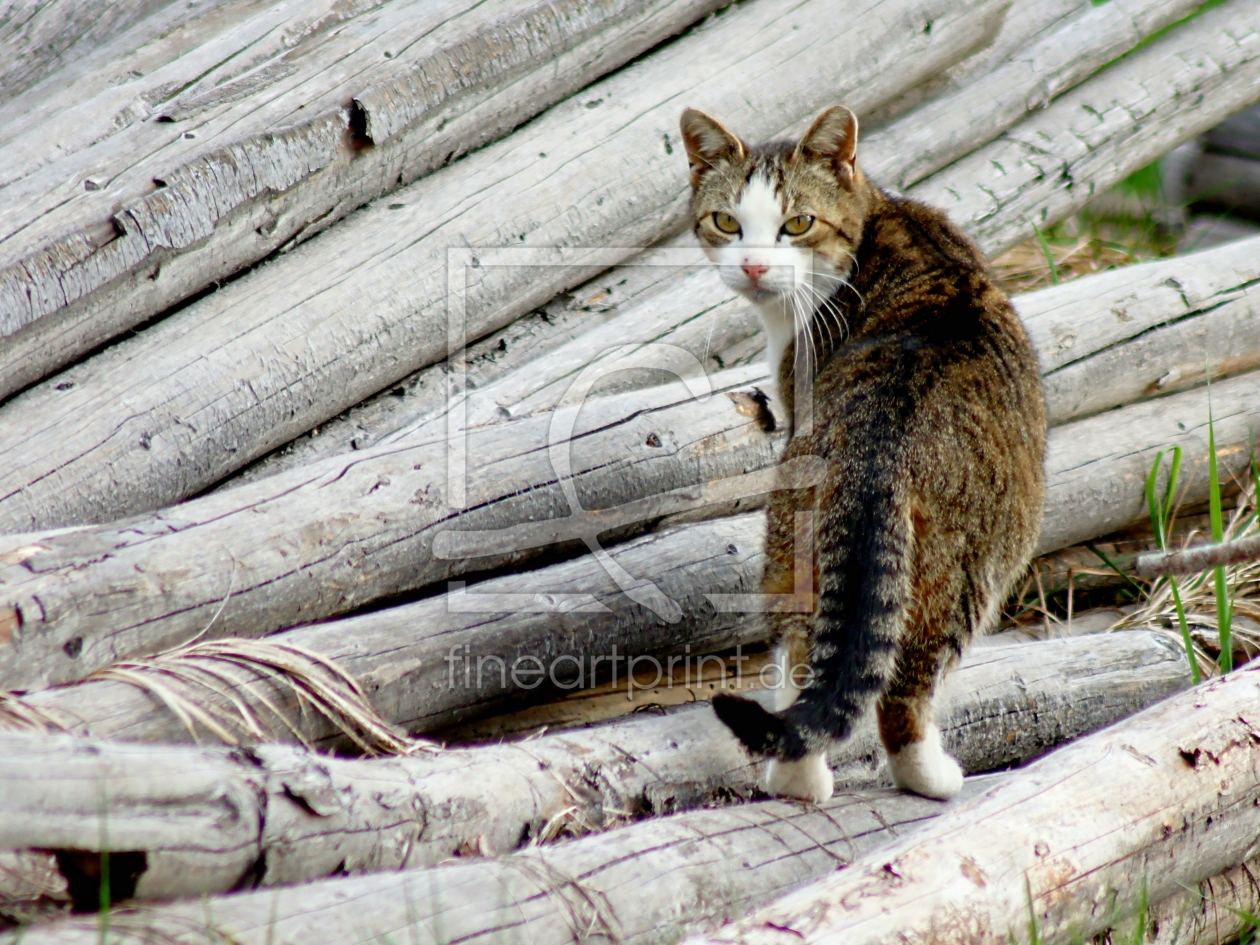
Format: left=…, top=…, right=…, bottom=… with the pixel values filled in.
left=765, top=753, right=833, bottom=803
left=887, top=725, right=963, bottom=800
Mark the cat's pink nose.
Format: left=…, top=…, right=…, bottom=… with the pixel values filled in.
left=742, top=261, right=768, bottom=283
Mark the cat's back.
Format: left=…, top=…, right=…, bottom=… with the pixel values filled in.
left=801, top=190, right=1046, bottom=547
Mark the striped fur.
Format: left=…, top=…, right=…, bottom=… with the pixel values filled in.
left=684, top=106, right=1046, bottom=800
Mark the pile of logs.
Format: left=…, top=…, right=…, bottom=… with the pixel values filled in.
left=2, top=0, right=1260, bottom=941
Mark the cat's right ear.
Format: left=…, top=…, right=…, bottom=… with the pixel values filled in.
left=794, top=105, right=859, bottom=186
left=680, top=108, right=746, bottom=188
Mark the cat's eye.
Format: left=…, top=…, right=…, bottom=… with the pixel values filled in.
left=712, top=211, right=741, bottom=234
left=782, top=215, right=814, bottom=237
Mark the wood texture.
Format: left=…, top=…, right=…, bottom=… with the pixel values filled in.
left=1, top=351, right=1256, bottom=694
left=911, top=0, right=1260, bottom=257
left=2, top=775, right=997, bottom=944
left=686, top=660, right=1260, bottom=945
left=0, top=0, right=182, bottom=101
left=0, top=631, right=1191, bottom=904
left=860, top=0, right=1206, bottom=189
left=0, top=0, right=734, bottom=399
left=0, top=0, right=1010, bottom=531
left=235, top=228, right=1260, bottom=486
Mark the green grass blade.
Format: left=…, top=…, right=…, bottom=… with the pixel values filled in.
left=1146, top=449, right=1166, bottom=549
left=1169, top=577, right=1201, bottom=685
left=1032, top=224, right=1059, bottom=286
left=1164, top=445, right=1182, bottom=530
left=1207, top=390, right=1233, bottom=672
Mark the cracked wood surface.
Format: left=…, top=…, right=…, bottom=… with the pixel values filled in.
left=688, top=659, right=1260, bottom=945
left=2, top=771, right=995, bottom=944
left=233, top=228, right=1260, bottom=487
left=0, top=352, right=1256, bottom=693
left=860, top=0, right=1206, bottom=190
left=0, top=0, right=732, bottom=399
left=11, top=509, right=1190, bottom=755
left=4, top=0, right=1256, bottom=538
left=0, top=0, right=185, bottom=102
left=0, top=0, right=1009, bottom=531
left=0, top=631, right=1190, bottom=904
left=914, top=0, right=1260, bottom=257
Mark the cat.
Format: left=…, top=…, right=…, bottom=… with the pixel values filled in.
left=680, top=104, right=1046, bottom=802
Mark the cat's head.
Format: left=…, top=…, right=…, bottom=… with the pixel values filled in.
left=680, top=105, right=872, bottom=305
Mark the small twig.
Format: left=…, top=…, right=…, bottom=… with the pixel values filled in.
left=1136, top=535, right=1260, bottom=578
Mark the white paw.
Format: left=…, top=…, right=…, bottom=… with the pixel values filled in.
left=887, top=725, right=964, bottom=800
left=766, top=752, right=833, bottom=803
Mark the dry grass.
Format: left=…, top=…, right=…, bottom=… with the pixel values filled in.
left=0, top=637, right=439, bottom=756
left=992, top=216, right=1174, bottom=295
left=1115, top=474, right=1260, bottom=676
left=86, top=637, right=439, bottom=755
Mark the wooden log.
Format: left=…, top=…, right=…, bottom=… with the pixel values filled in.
left=1183, top=150, right=1260, bottom=217
left=911, top=0, right=1260, bottom=258
left=235, top=227, right=1260, bottom=486
left=10, top=487, right=1190, bottom=754
left=684, top=660, right=1260, bottom=945
left=860, top=0, right=1206, bottom=190
left=0, top=631, right=1191, bottom=904
left=1149, top=855, right=1260, bottom=945
left=0, top=0, right=737, bottom=401
left=0, top=0, right=178, bottom=102
left=0, top=0, right=1014, bottom=532
left=1, top=780, right=1006, bottom=944
left=1203, top=101, right=1260, bottom=161
left=1, top=348, right=1256, bottom=694
left=229, top=0, right=1128, bottom=483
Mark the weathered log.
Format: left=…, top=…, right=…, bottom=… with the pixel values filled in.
left=0, top=0, right=738, bottom=401
left=9, top=487, right=1190, bottom=753
left=913, top=0, right=1260, bottom=258
left=0, top=631, right=1191, bottom=905
left=860, top=0, right=1206, bottom=190
left=0, top=0, right=1005, bottom=533
left=0, top=778, right=1006, bottom=944
left=1, top=347, right=1256, bottom=693
left=685, top=660, right=1260, bottom=945
left=1149, top=855, right=1260, bottom=945
left=0, top=0, right=179, bottom=102
left=230, top=0, right=1144, bottom=483
left=1184, top=150, right=1260, bottom=217
left=236, top=227, right=1260, bottom=485
left=2, top=774, right=999, bottom=942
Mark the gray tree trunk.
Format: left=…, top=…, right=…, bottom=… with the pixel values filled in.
left=684, top=659, right=1260, bottom=945
left=0, top=0, right=734, bottom=399
left=0, top=0, right=1006, bottom=531
left=1, top=350, right=1256, bottom=693
left=0, top=630, right=1190, bottom=905
left=3, top=775, right=1000, bottom=945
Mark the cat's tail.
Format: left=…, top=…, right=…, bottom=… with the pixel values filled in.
left=713, top=477, right=914, bottom=761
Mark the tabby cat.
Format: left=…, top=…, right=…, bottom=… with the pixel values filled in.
left=681, top=105, right=1046, bottom=802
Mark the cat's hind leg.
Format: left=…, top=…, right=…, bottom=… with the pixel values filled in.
left=878, top=652, right=962, bottom=801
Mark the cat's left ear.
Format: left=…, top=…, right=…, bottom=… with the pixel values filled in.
left=794, top=105, right=858, bottom=185
left=680, top=108, right=746, bottom=188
